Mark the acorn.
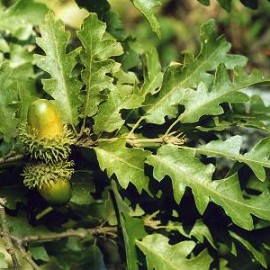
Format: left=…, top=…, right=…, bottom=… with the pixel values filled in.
left=19, top=99, right=74, bottom=163
left=22, top=161, right=74, bottom=205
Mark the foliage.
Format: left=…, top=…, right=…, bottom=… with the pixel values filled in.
left=1, top=0, right=270, bottom=269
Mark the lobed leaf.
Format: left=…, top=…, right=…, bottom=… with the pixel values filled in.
left=136, top=234, right=213, bottom=270
left=34, top=12, right=82, bottom=126
left=198, top=136, right=270, bottom=181
left=77, top=13, right=123, bottom=118
left=143, top=19, right=247, bottom=124
left=179, top=65, right=267, bottom=123
left=93, top=70, right=142, bottom=134
left=147, top=145, right=270, bottom=230
left=93, top=48, right=163, bottom=134
left=95, top=139, right=150, bottom=193
left=141, top=47, right=163, bottom=97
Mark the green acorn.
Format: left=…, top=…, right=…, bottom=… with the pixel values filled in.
left=38, top=179, right=72, bottom=206
left=19, top=99, right=74, bottom=163
left=22, top=161, right=74, bottom=205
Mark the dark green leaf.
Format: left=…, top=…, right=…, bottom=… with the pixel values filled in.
left=179, top=65, right=266, bottom=123
left=70, top=172, right=96, bottom=206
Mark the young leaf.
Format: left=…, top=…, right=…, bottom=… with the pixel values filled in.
left=179, top=65, right=267, bottom=123
left=143, top=19, right=247, bottom=124
left=131, top=0, right=161, bottom=38
left=136, top=234, right=213, bottom=270
left=77, top=13, right=123, bottom=118
left=147, top=145, right=270, bottom=230
left=95, top=139, right=150, bottom=193
left=197, top=136, right=270, bottom=181
left=34, top=12, right=82, bottom=126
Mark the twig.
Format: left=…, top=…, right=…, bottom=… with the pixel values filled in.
left=0, top=198, right=20, bottom=270
left=128, top=116, right=145, bottom=137
left=0, top=154, right=24, bottom=165
left=20, top=226, right=118, bottom=244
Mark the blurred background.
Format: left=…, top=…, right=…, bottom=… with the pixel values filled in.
left=3, top=0, right=270, bottom=74
left=36, top=0, right=270, bottom=74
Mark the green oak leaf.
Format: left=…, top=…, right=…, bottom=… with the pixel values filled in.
left=34, top=12, right=83, bottom=126
left=147, top=145, right=270, bottom=230
left=143, top=19, right=247, bottom=124
left=179, top=65, right=267, bottom=123
left=95, top=139, right=150, bottom=193
left=147, top=145, right=214, bottom=213
left=78, top=13, right=123, bottom=118
left=136, top=234, right=213, bottom=270
left=197, top=136, right=270, bottom=181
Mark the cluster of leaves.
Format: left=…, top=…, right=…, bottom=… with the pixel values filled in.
left=1, top=0, right=270, bottom=269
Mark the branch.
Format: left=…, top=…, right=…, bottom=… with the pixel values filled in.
left=75, top=132, right=187, bottom=148
left=0, top=198, right=20, bottom=270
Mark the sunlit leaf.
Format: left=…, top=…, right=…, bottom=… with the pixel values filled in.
left=136, top=234, right=213, bottom=270
left=34, top=12, right=83, bottom=125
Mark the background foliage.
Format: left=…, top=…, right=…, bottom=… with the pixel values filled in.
left=1, top=0, right=270, bottom=269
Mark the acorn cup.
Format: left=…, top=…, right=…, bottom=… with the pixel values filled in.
left=20, top=99, right=75, bottom=205
left=22, top=161, right=74, bottom=205
left=19, top=99, right=74, bottom=163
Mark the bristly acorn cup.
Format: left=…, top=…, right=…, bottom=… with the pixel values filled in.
left=20, top=99, right=75, bottom=205
left=19, top=99, right=74, bottom=163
